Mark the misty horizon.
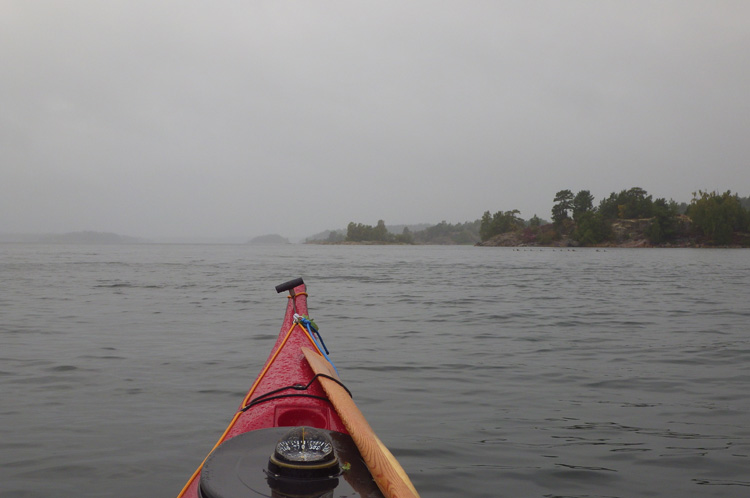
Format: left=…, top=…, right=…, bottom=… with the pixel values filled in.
left=3, top=2, right=749, bottom=240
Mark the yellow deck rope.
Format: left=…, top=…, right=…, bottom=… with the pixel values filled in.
left=176, top=320, right=322, bottom=498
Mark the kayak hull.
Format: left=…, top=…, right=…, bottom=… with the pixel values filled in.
left=177, top=283, right=348, bottom=498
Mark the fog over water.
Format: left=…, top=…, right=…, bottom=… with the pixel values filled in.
left=2, top=1, right=749, bottom=240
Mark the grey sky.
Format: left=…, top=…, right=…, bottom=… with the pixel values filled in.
left=2, top=1, right=749, bottom=239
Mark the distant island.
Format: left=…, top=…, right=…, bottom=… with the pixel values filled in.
left=40, top=231, right=147, bottom=244
left=247, top=234, right=290, bottom=245
left=6, top=188, right=747, bottom=248
left=308, top=188, right=750, bottom=248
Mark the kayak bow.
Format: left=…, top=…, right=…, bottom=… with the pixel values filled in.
left=176, top=278, right=419, bottom=498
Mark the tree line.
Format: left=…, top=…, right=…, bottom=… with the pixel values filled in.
left=480, top=188, right=750, bottom=246
left=343, top=220, right=480, bottom=245
left=345, top=220, right=418, bottom=244
left=337, top=188, right=750, bottom=246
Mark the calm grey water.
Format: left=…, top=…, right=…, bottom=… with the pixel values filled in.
left=1, top=244, right=749, bottom=497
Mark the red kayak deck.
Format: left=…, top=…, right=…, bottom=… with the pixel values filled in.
left=177, top=283, right=347, bottom=498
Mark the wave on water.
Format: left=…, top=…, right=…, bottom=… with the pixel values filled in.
left=1, top=244, right=749, bottom=497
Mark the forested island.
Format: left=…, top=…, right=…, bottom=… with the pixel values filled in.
left=247, top=234, right=290, bottom=245
left=308, top=188, right=750, bottom=248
